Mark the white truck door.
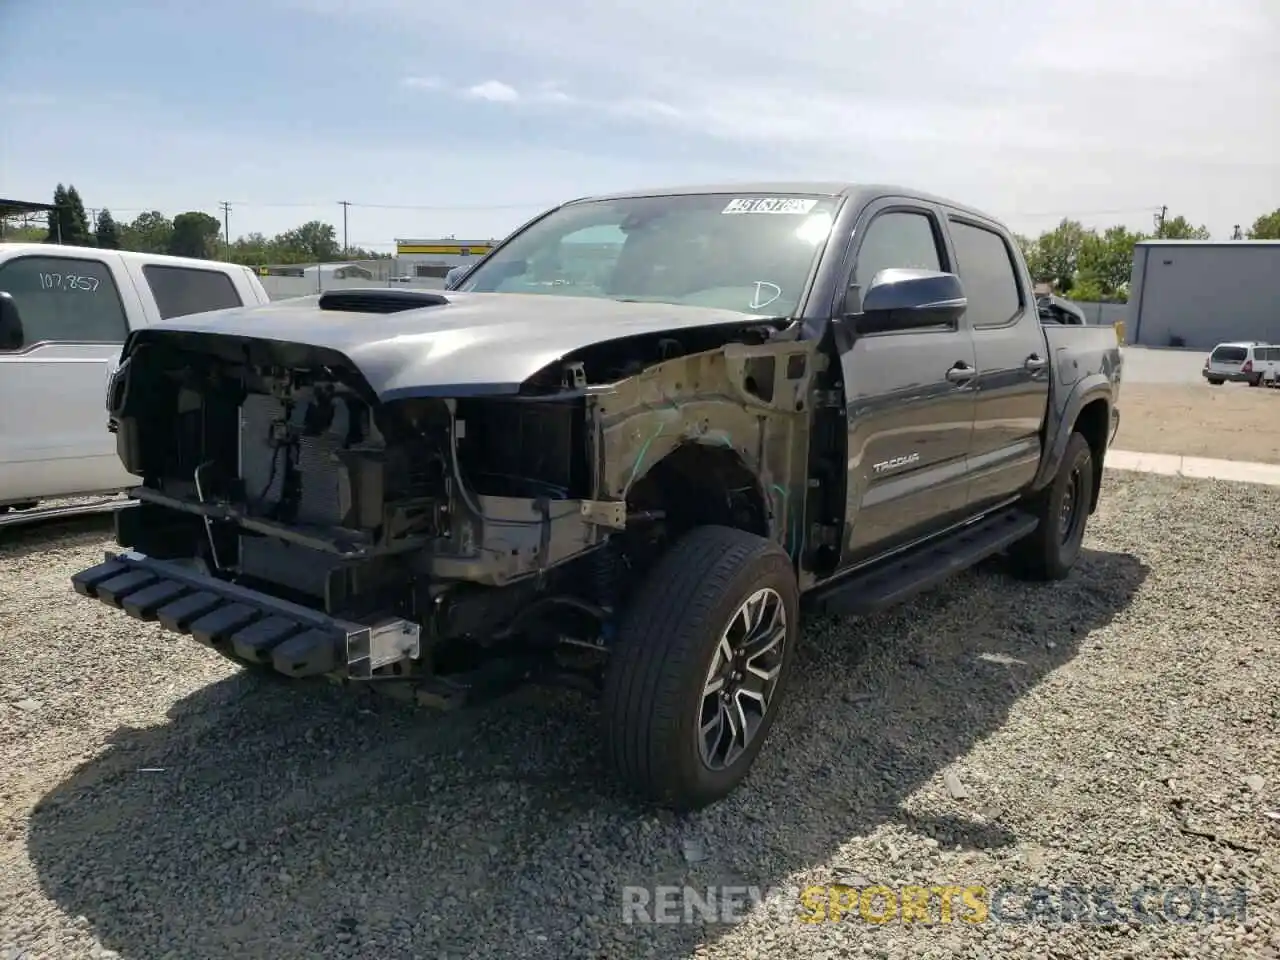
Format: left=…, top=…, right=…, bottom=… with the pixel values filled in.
left=0, top=250, right=143, bottom=503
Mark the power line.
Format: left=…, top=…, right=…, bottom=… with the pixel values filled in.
left=1010, top=206, right=1164, bottom=219
left=200, top=200, right=553, bottom=211
left=345, top=201, right=549, bottom=211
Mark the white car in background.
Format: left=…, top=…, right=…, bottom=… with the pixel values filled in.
left=1202, top=341, right=1277, bottom=387
left=0, top=244, right=270, bottom=515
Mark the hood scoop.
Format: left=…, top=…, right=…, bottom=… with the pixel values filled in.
left=318, top=288, right=451, bottom=314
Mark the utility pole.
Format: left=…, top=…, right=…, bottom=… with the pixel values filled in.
left=1153, top=205, right=1167, bottom=235
left=218, top=201, right=232, bottom=260
left=338, top=200, right=350, bottom=257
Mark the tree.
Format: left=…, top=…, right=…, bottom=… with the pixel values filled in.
left=95, top=208, right=121, bottom=249
left=44, top=183, right=93, bottom=246
left=1024, top=218, right=1088, bottom=292
left=1077, top=225, right=1145, bottom=301
left=1153, top=214, right=1210, bottom=240
left=120, top=211, right=174, bottom=253
left=1066, top=276, right=1106, bottom=303
left=1246, top=209, right=1280, bottom=240
left=168, top=211, right=222, bottom=259
left=273, top=220, right=341, bottom=262
left=228, top=232, right=273, bottom=265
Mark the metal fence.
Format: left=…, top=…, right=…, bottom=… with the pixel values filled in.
left=257, top=259, right=445, bottom=301
left=1070, top=300, right=1129, bottom=327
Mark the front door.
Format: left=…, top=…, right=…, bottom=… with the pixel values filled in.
left=0, top=252, right=138, bottom=502
left=834, top=204, right=978, bottom=565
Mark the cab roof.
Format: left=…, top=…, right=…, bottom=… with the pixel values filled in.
left=566, top=182, right=1004, bottom=226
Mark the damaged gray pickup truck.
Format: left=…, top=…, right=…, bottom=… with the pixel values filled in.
left=71, top=183, right=1122, bottom=810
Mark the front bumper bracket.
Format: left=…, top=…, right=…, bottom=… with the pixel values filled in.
left=71, top=550, right=420, bottom=679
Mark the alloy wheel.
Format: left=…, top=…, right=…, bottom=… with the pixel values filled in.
left=696, top=587, right=787, bottom=771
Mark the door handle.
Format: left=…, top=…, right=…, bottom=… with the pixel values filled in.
left=1025, top=354, right=1048, bottom=372
left=945, top=362, right=974, bottom=384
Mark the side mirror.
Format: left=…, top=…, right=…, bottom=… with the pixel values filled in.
left=0, top=292, right=24, bottom=350
left=853, top=268, right=966, bottom=333
left=444, top=265, right=469, bottom=290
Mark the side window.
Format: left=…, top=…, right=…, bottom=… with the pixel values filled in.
left=853, top=211, right=943, bottom=287
left=143, top=265, right=243, bottom=321
left=948, top=219, right=1023, bottom=328
left=0, top=255, right=128, bottom=349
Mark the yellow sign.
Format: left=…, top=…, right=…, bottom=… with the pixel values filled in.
left=395, top=244, right=492, bottom=256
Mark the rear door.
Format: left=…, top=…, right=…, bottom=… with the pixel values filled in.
left=945, top=214, right=1051, bottom=510
left=833, top=201, right=978, bottom=564
left=0, top=250, right=143, bottom=501
left=1208, top=344, right=1246, bottom=377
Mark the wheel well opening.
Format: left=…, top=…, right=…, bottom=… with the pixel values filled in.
left=1074, top=398, right=1110, bottom=514
left=627, top=442, right=770, bottom=540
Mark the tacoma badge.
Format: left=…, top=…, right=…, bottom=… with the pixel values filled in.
left=871, top=452, right=920, bottom=474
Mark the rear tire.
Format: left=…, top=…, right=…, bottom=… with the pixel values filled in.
left=1008, top=432, right=1094, bottom=581
left=1249, top=375, right=1263, bottom=387
left=601, top=525, right=798, bottom=811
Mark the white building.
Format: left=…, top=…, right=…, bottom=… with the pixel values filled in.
left=394, top=238, right=496, bottom=280
left=1127, top=240, right=1280, bottom=349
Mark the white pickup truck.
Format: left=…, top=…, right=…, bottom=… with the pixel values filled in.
left=0, top=244, right=270, bottom=514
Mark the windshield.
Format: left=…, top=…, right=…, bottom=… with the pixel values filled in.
left=457, top=193, right=841, bottom=316
left=1211, top=346, right=1247, bottom=363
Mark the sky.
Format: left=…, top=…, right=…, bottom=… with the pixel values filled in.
left=1, top=0, right=1276, bottom=250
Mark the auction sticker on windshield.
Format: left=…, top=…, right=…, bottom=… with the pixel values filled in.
left=722, top=197, right=819, bottom=215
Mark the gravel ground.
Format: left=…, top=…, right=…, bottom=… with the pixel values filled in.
left=1, top=472, right=1278, bottom=960
left=1115, top=383, right=1280, bottom=463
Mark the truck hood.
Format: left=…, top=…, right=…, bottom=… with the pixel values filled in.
left=133, top=291, right=776, bottom=400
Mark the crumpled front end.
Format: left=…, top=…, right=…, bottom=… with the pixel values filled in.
left=73, top=298, right=817, bottom=703
left=77, top=328, right=627, bottom=693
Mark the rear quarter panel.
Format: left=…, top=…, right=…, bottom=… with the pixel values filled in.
left=1030, top=324, right=1122, bottom=491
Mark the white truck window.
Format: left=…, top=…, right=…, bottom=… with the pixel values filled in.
left=143, top=264, right=243, bottom=320
left=0, top=255, right=128, bottom=349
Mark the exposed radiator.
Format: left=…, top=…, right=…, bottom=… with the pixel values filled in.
left=238, top=392, right=348, bottom=526
left=237, top=534, right=334, bottom=598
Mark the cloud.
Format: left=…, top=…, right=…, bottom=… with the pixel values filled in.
left=464, top=80, right=520, bottom=102
left=404, top=77, right=579, bottom=107
left=402, top=74, right=690, bottom=124
left=352, top=0, right=1279, bottom=237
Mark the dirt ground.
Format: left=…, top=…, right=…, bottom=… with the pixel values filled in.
left=1114, top=381, right=1280, bottom=463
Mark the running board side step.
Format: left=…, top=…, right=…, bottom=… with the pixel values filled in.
left=803, top=509, right=1038, bottom=618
